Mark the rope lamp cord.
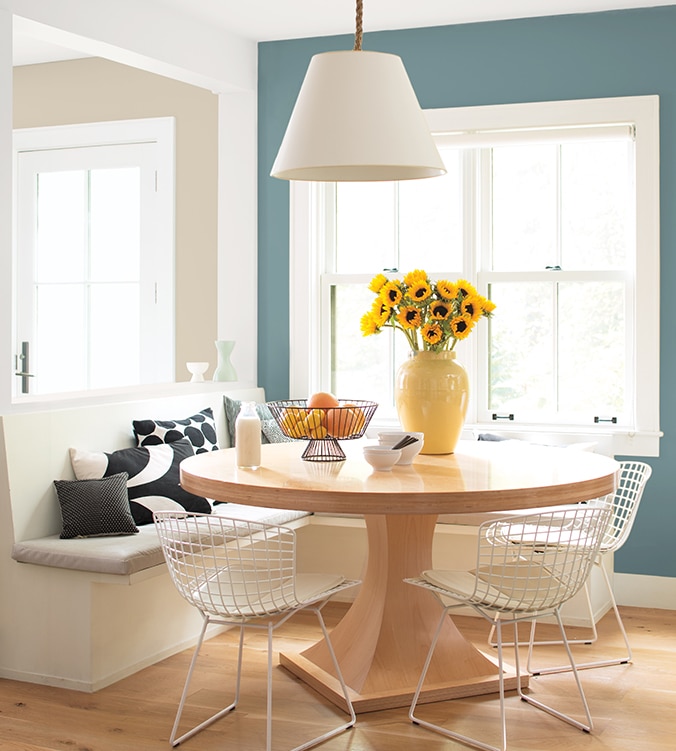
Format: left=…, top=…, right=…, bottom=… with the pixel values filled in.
left=353, top=0, right=363, bottom=51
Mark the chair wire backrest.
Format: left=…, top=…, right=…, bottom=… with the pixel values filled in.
left=597, top=461, right=652, bottom=553
left=473, top=505, right=612, bottom=613
left=154, top=511, right=299, bottom=619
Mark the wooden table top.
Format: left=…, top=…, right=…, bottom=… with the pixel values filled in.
left=180, top=439, right=619, bottom=515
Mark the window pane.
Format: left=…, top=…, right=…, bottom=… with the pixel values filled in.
left=34, top=285, right=86, bottom=393
left=491, top=145, right=557, bottom=271
left=558, top=281, right=626, bottom=415
left=36, top=171, right=86, bottom=283
left=488, top=282, right=555, bottom=413
left=489, top=280, right=627, bottom=419
left=399, top=148, right=463, bottom=272
left=561, top=141, right=631, bottom=270
left=89, top=283, right=140, bottom=389
left=336, top=183, right=396, bottom=273
left=90, top=168, right=141, bottom=282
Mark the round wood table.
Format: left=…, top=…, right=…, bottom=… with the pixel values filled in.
left=180, top=439, right=618, bottom=714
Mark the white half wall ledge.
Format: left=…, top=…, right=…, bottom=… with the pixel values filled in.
left=615, top=572, right=676, bottom=610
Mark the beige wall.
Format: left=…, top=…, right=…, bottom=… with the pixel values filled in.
left=13, top=57, right=218, bottom=381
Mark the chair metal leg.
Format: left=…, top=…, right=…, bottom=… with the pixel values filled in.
left=519, top=610, right=593, bottom=733
left=410, top=610, right=594, bottom=751
left=170, top=618, right=244, bottom=746
left=528, top=565, right=632, bottom=676
left=409, top=609, right=508, bottom=751
left=170, top=609, right=355, bottom=751
left=288, top=606, right=356, bottom=751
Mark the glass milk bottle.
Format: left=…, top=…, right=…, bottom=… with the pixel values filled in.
left=235, top=402, right=261, bottom=469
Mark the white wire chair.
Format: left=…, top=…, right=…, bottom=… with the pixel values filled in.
left=487, top=461, right=653, bottom=673
left=154, top=511, right=359, bottom=750
left=405, top=504, right=613, bottom=751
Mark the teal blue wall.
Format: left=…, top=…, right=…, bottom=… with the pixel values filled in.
left=258, top=7, right=676, bottom=579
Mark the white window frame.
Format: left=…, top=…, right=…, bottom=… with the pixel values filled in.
left=289, top=96, right=661, bottom=457
left=12, top=117, right=175, bottom=400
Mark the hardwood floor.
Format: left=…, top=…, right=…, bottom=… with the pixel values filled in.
left=0, top=606, right=673, bottom=751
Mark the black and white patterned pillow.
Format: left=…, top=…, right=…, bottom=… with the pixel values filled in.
left=69, top=438, right=211, bottom=526
left=54, top=472, right=139, bottom=539
left=132, top=407, right=219, bottom=454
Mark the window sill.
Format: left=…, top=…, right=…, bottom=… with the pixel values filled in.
left=365, top=416, right=662, bottom=458
left=7, top=381, right=253, bottom=415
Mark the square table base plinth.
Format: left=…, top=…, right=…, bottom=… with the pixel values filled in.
left=279, top=651, right=529, bottom=715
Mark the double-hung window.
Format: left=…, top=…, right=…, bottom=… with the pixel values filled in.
left=289, top=96, right=660, bottom=456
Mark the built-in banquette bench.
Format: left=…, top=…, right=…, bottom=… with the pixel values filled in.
left=0, top=384, right=613, bottom=692
left=0, top=384, right=313, bottom=692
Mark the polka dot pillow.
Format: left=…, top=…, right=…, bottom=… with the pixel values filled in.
left=132, top=407, right=219, bottom=454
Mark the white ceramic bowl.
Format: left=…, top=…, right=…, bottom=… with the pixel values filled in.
left=363, top=445, right=402, bottom=471
left=377, top=431, right=424, bottom=465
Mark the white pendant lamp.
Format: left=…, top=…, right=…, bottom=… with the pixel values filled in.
left=270, top=0, right=446, bottom=182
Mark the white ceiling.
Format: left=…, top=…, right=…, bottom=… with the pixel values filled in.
left=13, top=0, right=676, bottom=65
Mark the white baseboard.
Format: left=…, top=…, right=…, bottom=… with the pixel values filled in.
left=615, top=573, right=676, bottom=610
left=0, top=623, right=227, bottom=693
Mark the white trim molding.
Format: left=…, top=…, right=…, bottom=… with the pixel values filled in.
left=615, top=572, right=676, bottom=610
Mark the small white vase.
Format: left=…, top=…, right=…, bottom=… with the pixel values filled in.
left=186, top=361, right=209, bottom=383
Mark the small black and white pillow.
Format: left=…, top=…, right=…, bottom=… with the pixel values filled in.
left=54, top=472, right=139, bottom=539
left=70, top=438, right=211, bottom=526
left=132, top=407, right=219, bottom=454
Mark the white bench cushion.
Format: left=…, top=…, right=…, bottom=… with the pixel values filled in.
left=12, top=505, right=310, bottom=576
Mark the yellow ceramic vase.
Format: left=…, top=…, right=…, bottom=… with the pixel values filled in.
left=394, top=350, right=469, bottom=454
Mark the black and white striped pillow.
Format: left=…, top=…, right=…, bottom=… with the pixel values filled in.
left=69, top=438, right=211, bottom=525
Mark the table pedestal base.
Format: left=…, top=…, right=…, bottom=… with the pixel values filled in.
left=281, top=514, right=528, bottom=714
left=280, top=649, right=526, bottom=714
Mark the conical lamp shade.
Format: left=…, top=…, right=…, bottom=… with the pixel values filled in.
left=271, top=50, right=446, bottom=181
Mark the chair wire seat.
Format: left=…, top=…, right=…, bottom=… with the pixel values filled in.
left=154, top=511, right=359, bottom=750
left=405, top=504, right=613, bottom=751
left=487, top=461, right=653, bottom=673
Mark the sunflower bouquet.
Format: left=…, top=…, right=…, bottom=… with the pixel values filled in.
left=360, top=270, right=495, bottom=352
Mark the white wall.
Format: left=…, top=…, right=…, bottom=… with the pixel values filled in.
left=0, top=8, right=12, bottom=410
left=0, top=0, right=259, bottom=411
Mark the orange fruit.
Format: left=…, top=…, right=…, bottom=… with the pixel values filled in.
left=349, top=407, right=366, bottom=434
left=325, top=408, right=347, bottom=438
left=307, top=391, right=340, bottom=409
left=325, top=406, right=365, bottom=438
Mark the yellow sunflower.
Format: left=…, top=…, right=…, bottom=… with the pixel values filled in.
left=360, top=312, right=380, bottom=336
left=461, top=295, right=484, bottom=322
left=430, top=301, right=451, bottom=320
left=456, top=279, right=478, bottom=298
left=408, top=281, right=432, bottom=303
left=368, top=273, right=389, bottom=294
left=371, top=299, right=391, bottom=326
left=396, top=306, right=422, bottom=329
left=479, top=295, right=496, bottom=315
left=403, top=269, right=428, bottom=287
left=450, top=314, right=474, bottom=339
left=436, top=280, right=458, bottom=301
left=380, top=281, right=403, bottom=307
left=421, top=322, right=444, bottom=345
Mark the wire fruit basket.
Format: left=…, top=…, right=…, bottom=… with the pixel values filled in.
left=267, top=399, right=378, bottom=461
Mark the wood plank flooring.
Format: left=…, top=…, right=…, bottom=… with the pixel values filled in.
left=0, top=606, right=673, bottom=750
